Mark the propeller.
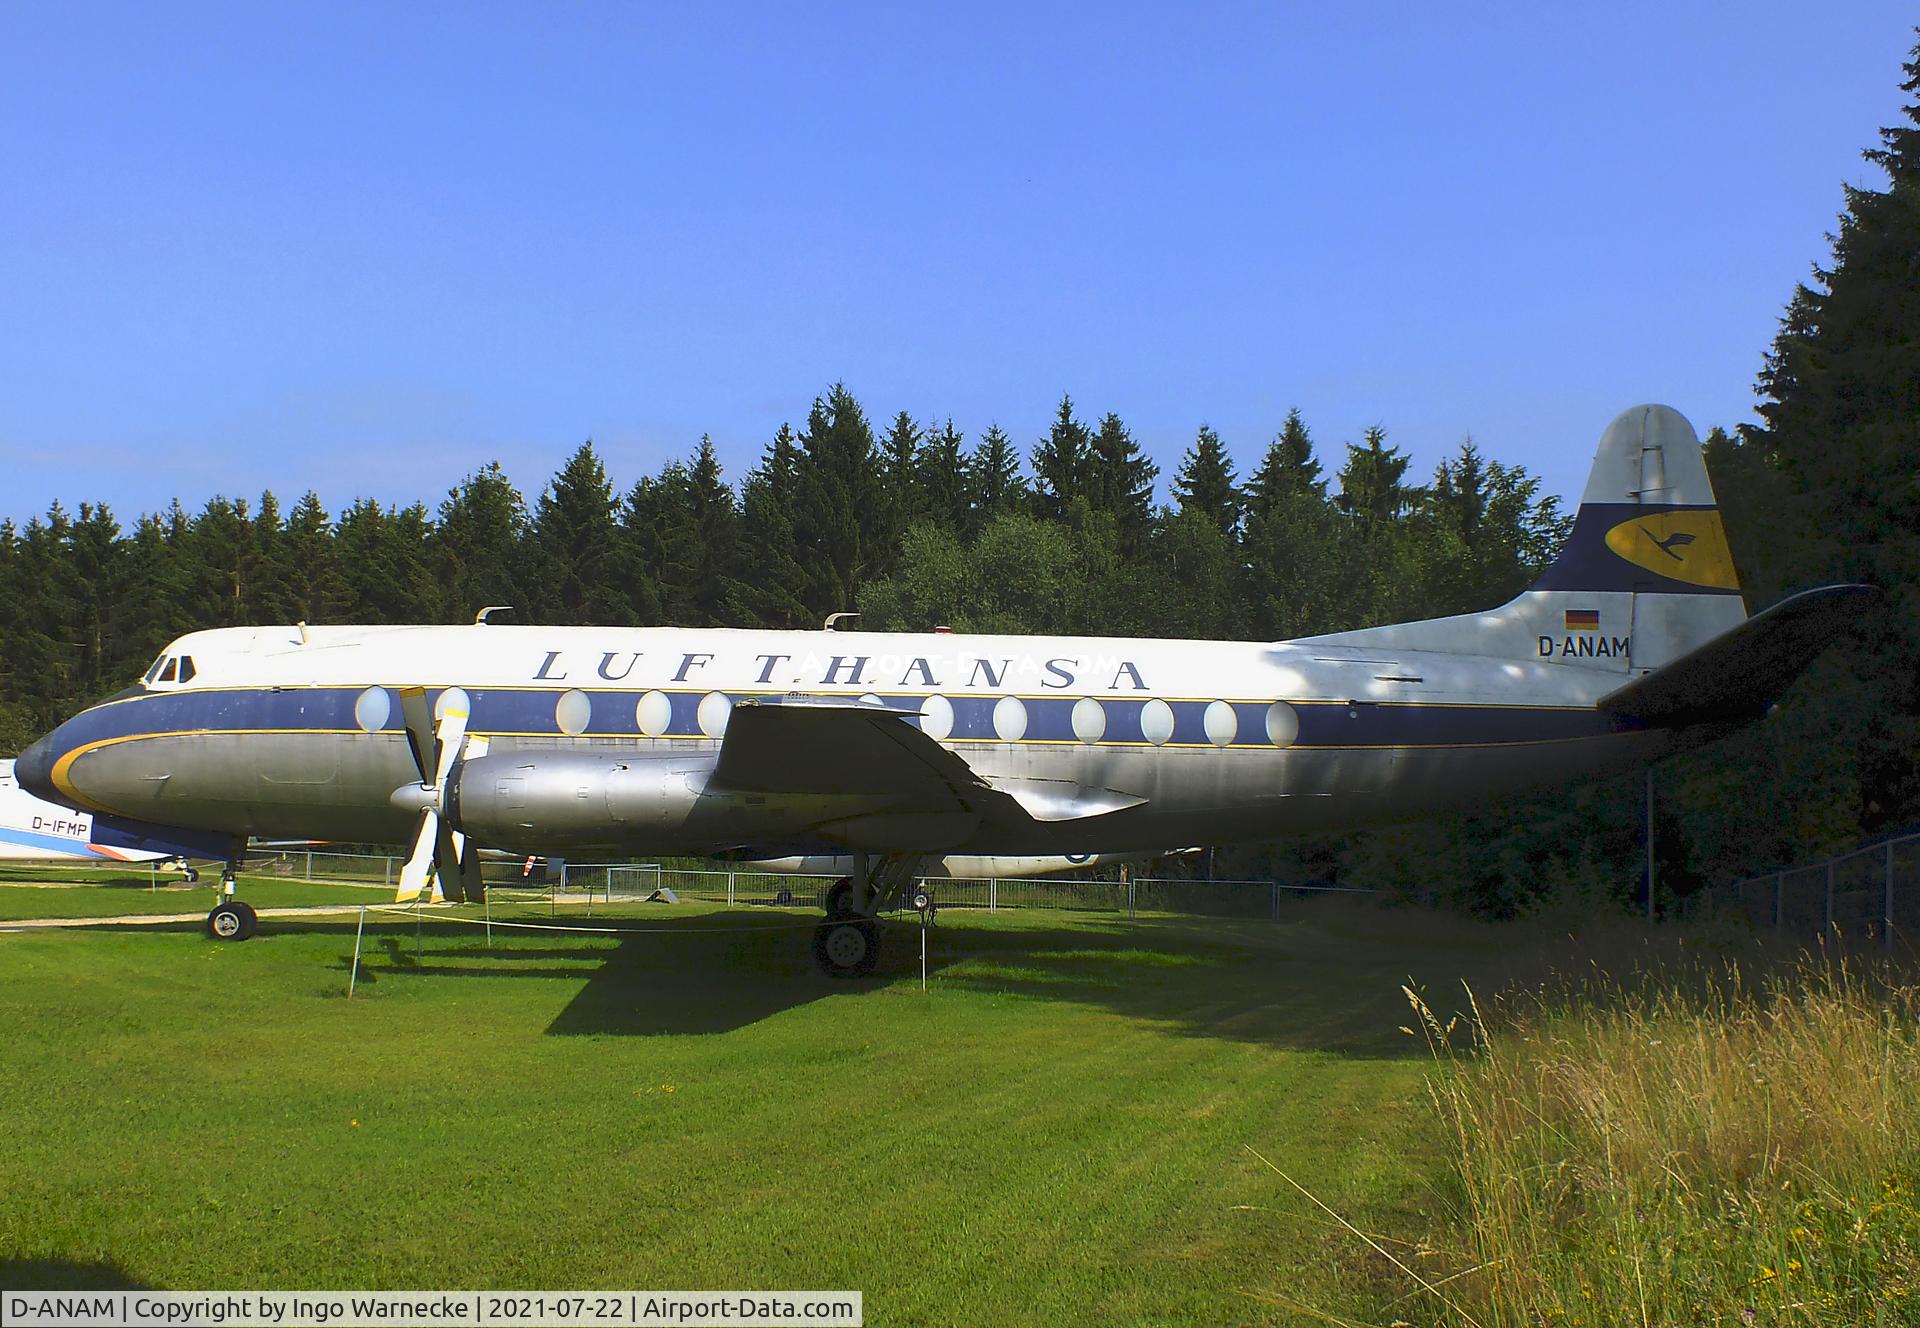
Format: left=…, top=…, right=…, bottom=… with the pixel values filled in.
left=390, top=686, right=483, bottom=903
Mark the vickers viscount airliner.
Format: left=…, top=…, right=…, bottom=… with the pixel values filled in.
left=16, top=406, right=1871, bottom=972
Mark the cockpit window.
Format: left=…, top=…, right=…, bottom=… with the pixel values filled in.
left=176, top=656, right=196, bottom=683
left=159, top=659, right=178, bottom=683
left=143, top=655, right=167, bottom=684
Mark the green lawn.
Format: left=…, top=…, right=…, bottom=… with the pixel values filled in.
left=0, top=897, right=1605, bottom=1324
left=0, top=867, right=393, bottom=920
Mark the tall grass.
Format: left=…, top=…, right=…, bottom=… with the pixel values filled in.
left=1399, top=951, right=1920, bottom=1326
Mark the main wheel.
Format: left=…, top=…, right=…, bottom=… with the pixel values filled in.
left=233, top=901, right=259, bottom=940
left=812, top=919, right=878, bottom=978
left=206, top=903, right=253, bottom=941
left=824, top=876, right=858, bottom=918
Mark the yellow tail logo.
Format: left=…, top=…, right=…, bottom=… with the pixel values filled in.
left=1603, top=511, right=1739, bottom=589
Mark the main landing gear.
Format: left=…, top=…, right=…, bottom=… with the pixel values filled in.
left=811, top=853, right=921, bottom=979
left=204, top=844, right=258, bottom=941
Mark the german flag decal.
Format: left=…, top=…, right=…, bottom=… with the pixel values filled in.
left=1564, top=609, right=1600, bottom=631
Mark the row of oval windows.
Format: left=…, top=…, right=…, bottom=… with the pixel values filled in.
left=353, top=687, right=1302, bottom=748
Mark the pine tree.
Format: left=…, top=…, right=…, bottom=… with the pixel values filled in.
left=247, top=491, right=295, bottom=624
left=1173, top=425, right=1242, bottom=537
left=1087, top=412, right=1157, bottom=553
left=628, top=437, right=742, bottom=627
left=733, top=423, right=811, bottom=627
left=968, top=424, right=1028, bottom=528
left=790, top=383, right=882, bottom=618
left=433, top=462, right=529, bottom=621
left=527, top=441, right=655, bottom=625
left=877, top=410, right=923, bottom=571
left=1241, top=412, right=1339, bottom=639
left=1030, top=395, right=1092, bottom=521
left=1244, top=409, right=1325, bottom=520
left=1335, top=426, right=1417, bottom=528
left=1736, top=38, right=1920, bottom=835
left=915, top=418, right=971, bottom=532
left=334, top=500, right=440, bottom=623
left=281, top=491, right=345, bottom=622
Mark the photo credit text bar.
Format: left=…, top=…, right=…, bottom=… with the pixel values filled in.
left=2, top=1291, right=862, bottom=1328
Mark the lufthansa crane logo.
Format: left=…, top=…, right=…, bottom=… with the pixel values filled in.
left=1651, top=531, right=1696, bottom=560
left=1602, top=511, right=1739, bottom=590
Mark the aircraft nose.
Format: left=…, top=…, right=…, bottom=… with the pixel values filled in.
left=15, top=730, right=60, bottom=803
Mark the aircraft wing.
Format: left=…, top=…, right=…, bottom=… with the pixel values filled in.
left=711, top=700, right=992, bottom=803
left=710, top=700, right=1146, bottom=827
left=1598, top=583, right=1880, bottom=726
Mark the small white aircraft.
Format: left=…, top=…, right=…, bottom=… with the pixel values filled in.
left=15, top=405, right=1873, bottom=968
left=0, top=758, right=223, bottom=875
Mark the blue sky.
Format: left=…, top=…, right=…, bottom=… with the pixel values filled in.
left=1, top=3, right=1912, bottom=526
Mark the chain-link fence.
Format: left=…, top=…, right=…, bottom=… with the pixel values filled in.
left=1682, top=831, right=1919, bottom=948
left=250, top=848, right=400, bottom=886
left=248, top=850, right=1382, bottom=922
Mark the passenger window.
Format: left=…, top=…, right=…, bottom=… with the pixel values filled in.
left=176, top=657, right=196, bottom=683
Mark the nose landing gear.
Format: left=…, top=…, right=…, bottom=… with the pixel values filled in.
left=206, top=898, right=257, bottom=941
left=203, top=845, right=258, bottom=941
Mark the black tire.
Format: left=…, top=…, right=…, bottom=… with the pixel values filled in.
left=824, top=877, right=858, bottom=918
left=233, top=901, right=259, bottom=940
left=812, top=919, right=878, bottom=978
left=206, top=903, right=251, bottom=942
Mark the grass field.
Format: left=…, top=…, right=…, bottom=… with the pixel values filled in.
left=0, top=864, right=393, bottom=920
left=0, top=894, right=1910, bottom=1325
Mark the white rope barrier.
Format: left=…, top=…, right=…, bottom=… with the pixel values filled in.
left=361, top=903, right=869, bottom=936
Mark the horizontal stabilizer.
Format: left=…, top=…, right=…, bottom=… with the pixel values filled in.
left=1597, top=584, right=1880, bottom=726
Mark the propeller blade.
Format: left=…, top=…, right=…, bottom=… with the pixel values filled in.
left=395, top=808, right=438, bottom=902
left=433, top=817, right=466, bottom=903
left=455, top=829, right=485, bottom=902
left=397, top=685, right=434, bottom=783
left=432, top=691, right=470, bottom=790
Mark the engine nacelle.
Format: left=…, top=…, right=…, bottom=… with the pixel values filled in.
left=450, top=751, right=712, bottom=850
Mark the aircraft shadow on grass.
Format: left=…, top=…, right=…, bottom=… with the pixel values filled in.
left=0, top=1256, right=155, bottom=1290
left=319, top=900, right=1517, bottom=1055
left=78, top=901, right=1536, bottom=1054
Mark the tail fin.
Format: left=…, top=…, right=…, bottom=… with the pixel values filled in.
left=1302, top=404, right=1747, bottom=674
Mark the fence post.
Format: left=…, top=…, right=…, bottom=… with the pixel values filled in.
left=1269, top=879, right=1278, bottom=921
left=1824, top=861, right=1835, bottom=934
left=990, top=878, right=997, bottom=913
left=1774, top=873, right=1784, bottom=934
left=385, top=857, right=392, bottom=887
left=1887, top=841, right=1897, bottom=952
left=728, top=871, right=735, bottom=910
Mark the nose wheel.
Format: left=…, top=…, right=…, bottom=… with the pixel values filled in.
left=206, top=899, right=258, bottom=941
left=204, top=856, right=258, bottom=941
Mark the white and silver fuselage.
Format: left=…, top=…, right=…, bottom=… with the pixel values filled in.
left=15, top=622, right=1665, bottom=860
